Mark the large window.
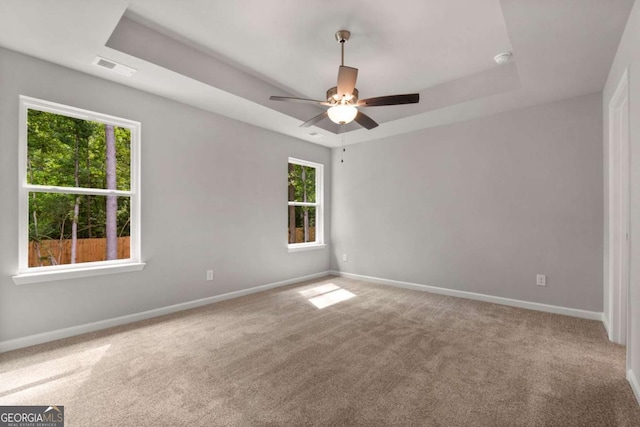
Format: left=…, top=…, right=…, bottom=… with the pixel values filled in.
left=15, top=96, right=142, bottom=284
left=288, top=158, right=324, bottom=250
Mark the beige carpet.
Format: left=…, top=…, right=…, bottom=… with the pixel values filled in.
left=1, top=276, right=639, bottom=426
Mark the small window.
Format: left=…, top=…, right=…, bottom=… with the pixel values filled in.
left=15, top=96, right=142, bottom=282
left=288, top=158, right=324, bottom=249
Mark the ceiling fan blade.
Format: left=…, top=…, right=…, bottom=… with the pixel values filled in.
left=300, top=111, right=328, bottom=128
left=357, top=93, right=420, bottom=107
left=354, top=111, right=379, bottom=130
left=337, top=66, right=358, bottom=98
left=270, top=96, right=330, bottom=106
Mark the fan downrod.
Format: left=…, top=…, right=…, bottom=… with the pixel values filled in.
left=335, top=30, right=351, bottom=67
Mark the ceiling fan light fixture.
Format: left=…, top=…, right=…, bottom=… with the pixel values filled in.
left=327, top=104, right=358, bottom=125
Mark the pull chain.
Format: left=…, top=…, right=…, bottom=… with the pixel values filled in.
left=341, top=126, right=346, bottom=163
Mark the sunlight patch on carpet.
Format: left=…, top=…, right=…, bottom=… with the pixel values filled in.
left=0, top=344, right=111, bottom=402
left=308, top=288, right=356, bottom=309
left=299, top=283, right=340, bottom=298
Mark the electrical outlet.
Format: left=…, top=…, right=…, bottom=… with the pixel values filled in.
left=343, top=253, right=348, bottom=262
left=536, top=274, right=546, bottom=286
left=206, top=270, right=214, bottom=281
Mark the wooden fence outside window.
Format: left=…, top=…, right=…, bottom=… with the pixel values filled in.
left=28, top=237, right=130, bottom=267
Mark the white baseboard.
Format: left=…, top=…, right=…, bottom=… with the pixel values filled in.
left=628, top=370, right=640, bottom=406
left=601, top=312, right=611, bottom=339
left=0, top=271, right=331, bottom=353
left=330, top=270, right=603, bottom=321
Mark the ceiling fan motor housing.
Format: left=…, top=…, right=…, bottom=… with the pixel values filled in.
left=327, top=86, right=358, bottom=103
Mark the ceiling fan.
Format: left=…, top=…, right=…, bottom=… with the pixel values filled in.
left=270, top=30, right=420, bottom=131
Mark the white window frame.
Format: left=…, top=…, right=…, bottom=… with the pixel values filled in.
left=287, top=157, right=325, bottom=252
left=13, top=96, right=144, bottom=285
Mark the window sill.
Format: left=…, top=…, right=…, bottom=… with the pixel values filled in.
left=12, top=262, right=146, bottom=285
left=288, top=243, right=327, bottom=253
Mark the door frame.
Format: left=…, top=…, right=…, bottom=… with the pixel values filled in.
left=608, top=68, right=630, bottom=346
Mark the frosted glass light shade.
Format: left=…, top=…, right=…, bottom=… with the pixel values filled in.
left=327, top=104, right=358, bottom=125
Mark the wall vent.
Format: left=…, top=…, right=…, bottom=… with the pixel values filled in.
left=92, top=56, right=136, bottom=77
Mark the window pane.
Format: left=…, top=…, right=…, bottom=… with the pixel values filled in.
left=288, top=206, right=316, bottom=244
left=288, top=163, right=316, bottom=203
left=27, top=109, right=131, bottom=191
left=28, top=192, right=131, bottom=267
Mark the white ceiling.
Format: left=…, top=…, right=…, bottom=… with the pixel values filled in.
left=127, top=0, right=513, bottom=98
left=0, top=0, right=634, bottom=147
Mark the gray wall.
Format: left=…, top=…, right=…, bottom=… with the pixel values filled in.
left=0, top=43, right=611, bottom=351
left=0, top=48, right=331, bottom=343
left=331, top=93, right=603, bottom=312
left=604, top=0, right=640, bottom=399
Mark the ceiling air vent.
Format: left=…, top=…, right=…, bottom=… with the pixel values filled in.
left=92, top=56, right=136, bottom=77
